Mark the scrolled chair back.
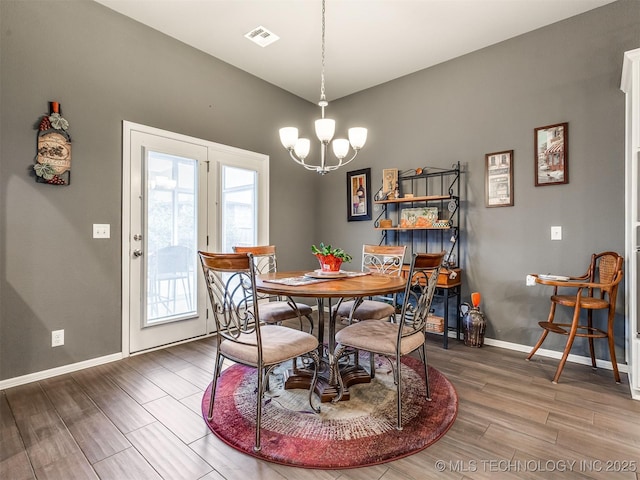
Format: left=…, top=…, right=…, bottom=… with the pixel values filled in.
left=199, top=251, right=262, bottom=343
left=398, top=251, right=445, bottom=337
left=233, top=245, right=278, bottom=275
left=362, top=244, right=406, bottom=276
left=232, top=245, right=278, bottom=302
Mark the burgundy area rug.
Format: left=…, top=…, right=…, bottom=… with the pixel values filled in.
left=201, top=355, right=458, bottom=469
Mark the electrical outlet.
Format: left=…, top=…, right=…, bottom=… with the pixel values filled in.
left=93, top=224, right=110, bottom=239
left=551, top=226, right=562, bottom=240
left=52, top=329, right=64, bottom=347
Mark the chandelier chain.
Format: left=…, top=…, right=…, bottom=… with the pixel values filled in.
left=320, top=0, right=326, bottom=102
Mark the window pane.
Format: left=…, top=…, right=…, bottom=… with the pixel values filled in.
left=222, top=165, right=256, bottom=252
left=146, top=151, right=198, bottom=324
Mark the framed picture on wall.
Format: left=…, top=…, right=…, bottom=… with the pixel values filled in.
left=347, top=168, right=372, bottom=221
left=485, top=150, right=514, bottom=207
left=382, top=168, right=398, bottom=196
left=534, top=122, right=568, bottom=186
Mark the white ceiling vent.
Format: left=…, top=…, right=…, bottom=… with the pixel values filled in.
left=244, top=26, right=279, bottom=47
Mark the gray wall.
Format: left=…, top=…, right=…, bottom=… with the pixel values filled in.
left=1, top=0, right=639, bottom=381
left=320, top=1, right=640, bottom=360
left=0, top=0, right=317, bottom=380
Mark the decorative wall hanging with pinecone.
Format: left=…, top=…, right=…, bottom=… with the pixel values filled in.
left=34, top=101, right=71, bottom=185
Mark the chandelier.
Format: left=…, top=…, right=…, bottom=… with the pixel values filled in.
left=279, top=0, right=368, bottom=175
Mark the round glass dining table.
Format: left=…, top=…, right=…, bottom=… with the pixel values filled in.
left=255, top=270, right=406, bottom=401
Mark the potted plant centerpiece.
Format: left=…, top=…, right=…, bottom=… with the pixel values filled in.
left=311, top=242, right=353, bottom=273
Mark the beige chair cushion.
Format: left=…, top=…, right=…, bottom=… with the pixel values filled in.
left=259, top=301, right=313, bottom=323
left=333, top=299, right=395, bottom=321
left=220, top=325, right=318, bottom=366
left=335, top=320, right=425, bottom=356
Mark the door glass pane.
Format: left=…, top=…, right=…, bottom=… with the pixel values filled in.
left=222, top=166, right=257, bottom=252
left=145, top=151, right=198, bottom=325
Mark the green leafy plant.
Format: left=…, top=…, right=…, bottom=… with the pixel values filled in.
left=311, top=242, right=352, bottom=263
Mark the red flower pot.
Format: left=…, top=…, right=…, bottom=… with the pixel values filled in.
left=315, top=254, right=343, bottom=272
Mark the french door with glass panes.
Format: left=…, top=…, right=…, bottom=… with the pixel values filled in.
left=123, top=122, right=268, bottom=354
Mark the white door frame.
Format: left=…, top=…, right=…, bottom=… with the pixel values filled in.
left=121, top=121, right=269, bottom=356
left=622, top=49, right=640, bottom=399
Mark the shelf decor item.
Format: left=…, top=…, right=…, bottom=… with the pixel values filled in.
left=485, top=149, right=514, bottom=207
left=426, top=314, right=445, bottom=333
left=311, top=242, right=353, bottom=272
left=432, top=220, right=450, bottom=228
left=399, top=207, right=438, bottom=228
left=34, top=101, right=71, bottom=186
left=535, top=122, right=568, bottom=186
left=382, top=168, right=398, bottom=196
left=460, top=292, right=486, bottom=347
left=347, top=168, right=372, bottom=221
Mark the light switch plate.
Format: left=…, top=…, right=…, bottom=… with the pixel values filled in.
left=551, top=226, right=562, bottom=240
left=93, top=224, right=110, bottom=238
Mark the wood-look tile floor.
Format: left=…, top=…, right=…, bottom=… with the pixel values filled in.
left=2, top=317, right=640, bottom=480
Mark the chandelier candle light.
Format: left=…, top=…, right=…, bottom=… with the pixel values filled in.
left=279, top=0, right=367, bottom=175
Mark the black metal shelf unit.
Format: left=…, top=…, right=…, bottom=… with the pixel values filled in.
left=374, top=162, right=462, bottom=348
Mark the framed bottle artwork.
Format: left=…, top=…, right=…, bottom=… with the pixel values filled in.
left=347, top=168, right=372, bottom=221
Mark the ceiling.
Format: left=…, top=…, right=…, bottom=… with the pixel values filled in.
left=95, top=0, right=616, bottom=103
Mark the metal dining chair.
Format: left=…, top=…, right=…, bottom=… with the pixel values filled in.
left=150, top=245, right=194, bottom=315
left=233, top=245, right=315, bottom=333
left=199, top=251, right=320, bottom=452
left=332, top=244, right=407, bottom=324
left=333, top=251, right=445, bottom=429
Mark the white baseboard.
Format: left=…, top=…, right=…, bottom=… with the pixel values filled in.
left=0, top=353, right=124, bottom=390
left=482, top=337, right=629, bottom=373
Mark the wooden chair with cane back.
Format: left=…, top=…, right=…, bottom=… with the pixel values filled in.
left=526, top=251, right=624, bottom=384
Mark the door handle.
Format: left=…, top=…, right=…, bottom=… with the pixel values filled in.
left=133, top=249, right=143, bottom=257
